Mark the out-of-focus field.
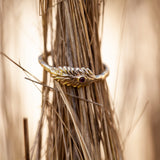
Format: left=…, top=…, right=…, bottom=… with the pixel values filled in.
left=0, top=0, right=159, bottom=160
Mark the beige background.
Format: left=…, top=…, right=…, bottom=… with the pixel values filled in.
left=0, top=0, right=159, bottom=159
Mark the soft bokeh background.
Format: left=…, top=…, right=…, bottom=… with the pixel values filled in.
left=0, top=0, right=159, bottom=159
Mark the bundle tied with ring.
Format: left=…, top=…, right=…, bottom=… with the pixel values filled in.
left=38, top=52, right=109, bottom=88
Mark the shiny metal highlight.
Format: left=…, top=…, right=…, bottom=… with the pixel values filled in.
left=39, top=54, right=109, bottom=88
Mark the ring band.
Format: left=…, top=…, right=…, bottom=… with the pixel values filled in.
left=38, top=53, right=109, bottom=88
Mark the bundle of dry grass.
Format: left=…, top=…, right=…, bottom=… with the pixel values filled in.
left=33, top=0, right=123, bottom=159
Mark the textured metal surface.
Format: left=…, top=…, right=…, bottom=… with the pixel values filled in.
left=39, top=54, right=109, bottom=88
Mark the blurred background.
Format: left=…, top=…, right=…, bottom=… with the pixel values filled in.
left=0, top=0, right=159, bottom=159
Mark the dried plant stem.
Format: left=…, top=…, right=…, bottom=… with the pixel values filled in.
left=23, top=118, right=30, bottom=160
left=38, top=0, right=123, bottom=159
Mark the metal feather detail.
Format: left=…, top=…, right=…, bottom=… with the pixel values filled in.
left=39, top=54, right=109, bottom=88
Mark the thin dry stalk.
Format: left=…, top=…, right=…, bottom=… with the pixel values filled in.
left=36, top=0, right=123, bottom=159
left=23, top=118, right=30, bottom=160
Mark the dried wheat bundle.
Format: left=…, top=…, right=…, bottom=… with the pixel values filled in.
left=34, top=0, right=123, bottom=159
